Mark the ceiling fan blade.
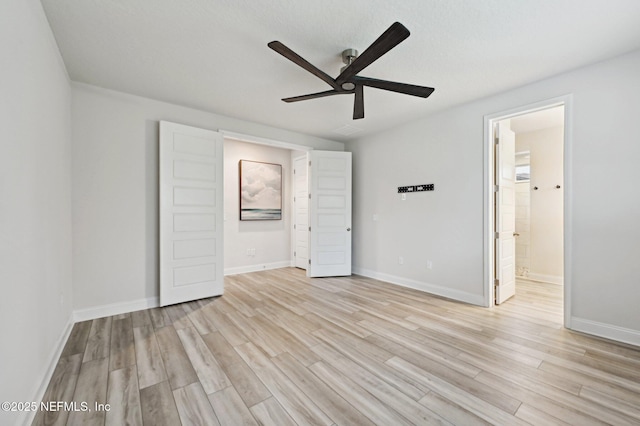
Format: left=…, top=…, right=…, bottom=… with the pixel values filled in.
left=355, top=76, right=435, bottom=98
left=336, top=22, right=410, bottom=85
left=353, top=84, right=364, bottom=119
left=268, top=41, right=340, bottom=90
left=282, top=89, right=346, bottom=103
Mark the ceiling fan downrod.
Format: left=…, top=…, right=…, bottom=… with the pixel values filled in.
left=340, top=49, right=358, bottom=90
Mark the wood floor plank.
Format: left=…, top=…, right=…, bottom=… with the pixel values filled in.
left=208, top=386, right=258, bottom=426
left=272, top=352, right=376, bottom=426
left=202, top=331, right=243, bottom=370
left=515, top=403, right=573, bottom=426
left=235, top=342, right=333, bottom=426
left=155, top=325, right=199, bottom=390
left=219, top=357, right=272, bottom=407
left=419, top=391, right=493, bottom=426
left=165, top=304, right=195, bottom=330
left=133, top=325, right=167, bottom=389
left=109, top=315, right=135, bottom=371
left=187, top=306, right=219, bottom=335
left=386, top=356, right=529, bottom=426
left=226, top=311, right=282, bottom=357
left=139, top=381, right=181, bottom=426
left=309, top=360, right=414, bottom=426
left=131, top=309, right=153, bottom=328
left=311, top=342, right=452, bottom=425
left=250, top=397, right=297, bottom=426
left=60, top=320, right=92, bottom=357
left=148, top=307, right=172, bottom=330
left=173, top=382, right=221, bottom=426
left=32, top=353, right=82, bottom=426
left=176, top=326, right=231, bottom=394
left=106, top=365, right=143, bottom=426
left=312, top=328, right=425, bottom=400
left=83, top=316, right=112, bottom=362
left=203, top=306, right=249, bottom=347
left=66, top=358, right=109, bottom=426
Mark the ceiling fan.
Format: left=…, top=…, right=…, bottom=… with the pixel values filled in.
left=268, top=22, right=434, bottom=120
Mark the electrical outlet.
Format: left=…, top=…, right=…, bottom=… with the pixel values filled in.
left=398, top=256, right=404, bottom=265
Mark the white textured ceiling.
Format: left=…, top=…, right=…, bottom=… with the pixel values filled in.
left=40, top=0, right=640, bottom=142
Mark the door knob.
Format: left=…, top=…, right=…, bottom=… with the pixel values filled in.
left=347, top=228, right=351, bottom=232
left=513, top=232, right=520, bottom=237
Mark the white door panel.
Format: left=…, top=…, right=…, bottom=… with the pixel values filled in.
left=308, top=151, right=352, bottom=277
left=160, top=121, right=224, bottom=306
left=294, top=156, right=309, bottom=269
left=495, top=122, right=516, bottom=304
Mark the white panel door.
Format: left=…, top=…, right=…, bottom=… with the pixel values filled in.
left=293, top=156, right=309, bottom=269
left=160, top=121, right=224, bottom=306
left=308, top=151, right=352, bottom=277
left=495, top=122, right=516, bottom=304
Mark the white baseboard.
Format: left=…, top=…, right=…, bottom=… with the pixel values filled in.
left=73, top=296, right=159, bottom=322
left=352, top=266, right=485, bottom=306
left=527, top=273, right=563, bottom=285
left=23, top=314, right=74, bottom=426
left=571, top=317, right=640, bottom=347
left=224, top=261, right=293, bottom=276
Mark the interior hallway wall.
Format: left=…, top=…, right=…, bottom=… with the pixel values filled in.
left=0, top=1, right=74, bottom=424
left=224, top=139, right=292, bottom=274
left=516, top=126, right=564, bottom=284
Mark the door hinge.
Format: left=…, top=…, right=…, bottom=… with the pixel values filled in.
left=309, top=161, right=311, bottom=166
left=308, top=226, right=311, bottom=231
left=308, top=259, right=311, bottom=265
left=294, top=251, right=296, bottom=257
left=495, top=278, right=499, bottom=286
left=294, top=224, right=296, bottom=230
left=294, top=169, right=296, bottom=174
left=309, top=193, right=311, bottom=199
left=494, top=232, right=499, bottom=239
left=494, top=185, right=499, bottom=192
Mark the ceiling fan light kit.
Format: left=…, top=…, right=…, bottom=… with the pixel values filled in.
left=268, top=22, right=434, bottom=120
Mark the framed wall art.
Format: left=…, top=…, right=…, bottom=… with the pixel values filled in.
left=239, top=160, right=282, bottom=220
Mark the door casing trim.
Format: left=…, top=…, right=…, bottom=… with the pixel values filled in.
left=483, top=94, right=573, bottom=328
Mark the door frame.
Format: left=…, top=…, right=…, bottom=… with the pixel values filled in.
left=219, top=130, right=313, bottom=271
left=483, top=95, right=573, bottom=327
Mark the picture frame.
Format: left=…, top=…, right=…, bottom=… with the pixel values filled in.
left=239, top=160, right=282, bottom=220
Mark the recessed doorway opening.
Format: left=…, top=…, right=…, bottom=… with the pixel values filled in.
left=484, top=96, right=572, bottom=327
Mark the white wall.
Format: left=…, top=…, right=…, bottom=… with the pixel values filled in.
left=0, top=1, right=73, bottom=424
left=514, top=180, right=531, bottom=277
left=347, top=48, right=640, bottom=344
left=516, top=126, right=564, bottom=283
left=71, top=83, right=342, bottom=318
left=224, top=139, right=293, bottom=274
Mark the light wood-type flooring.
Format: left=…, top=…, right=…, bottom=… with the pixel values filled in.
left=34, top=269, right=640, bottom=425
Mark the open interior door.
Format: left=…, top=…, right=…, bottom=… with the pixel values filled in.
left=495, top=121, right=516, bottom=304
left=293, top=156, right=309, bottom=269
left=307, top=151, right=352, bottom=277
left=159, top=121, right=224, bottom=306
